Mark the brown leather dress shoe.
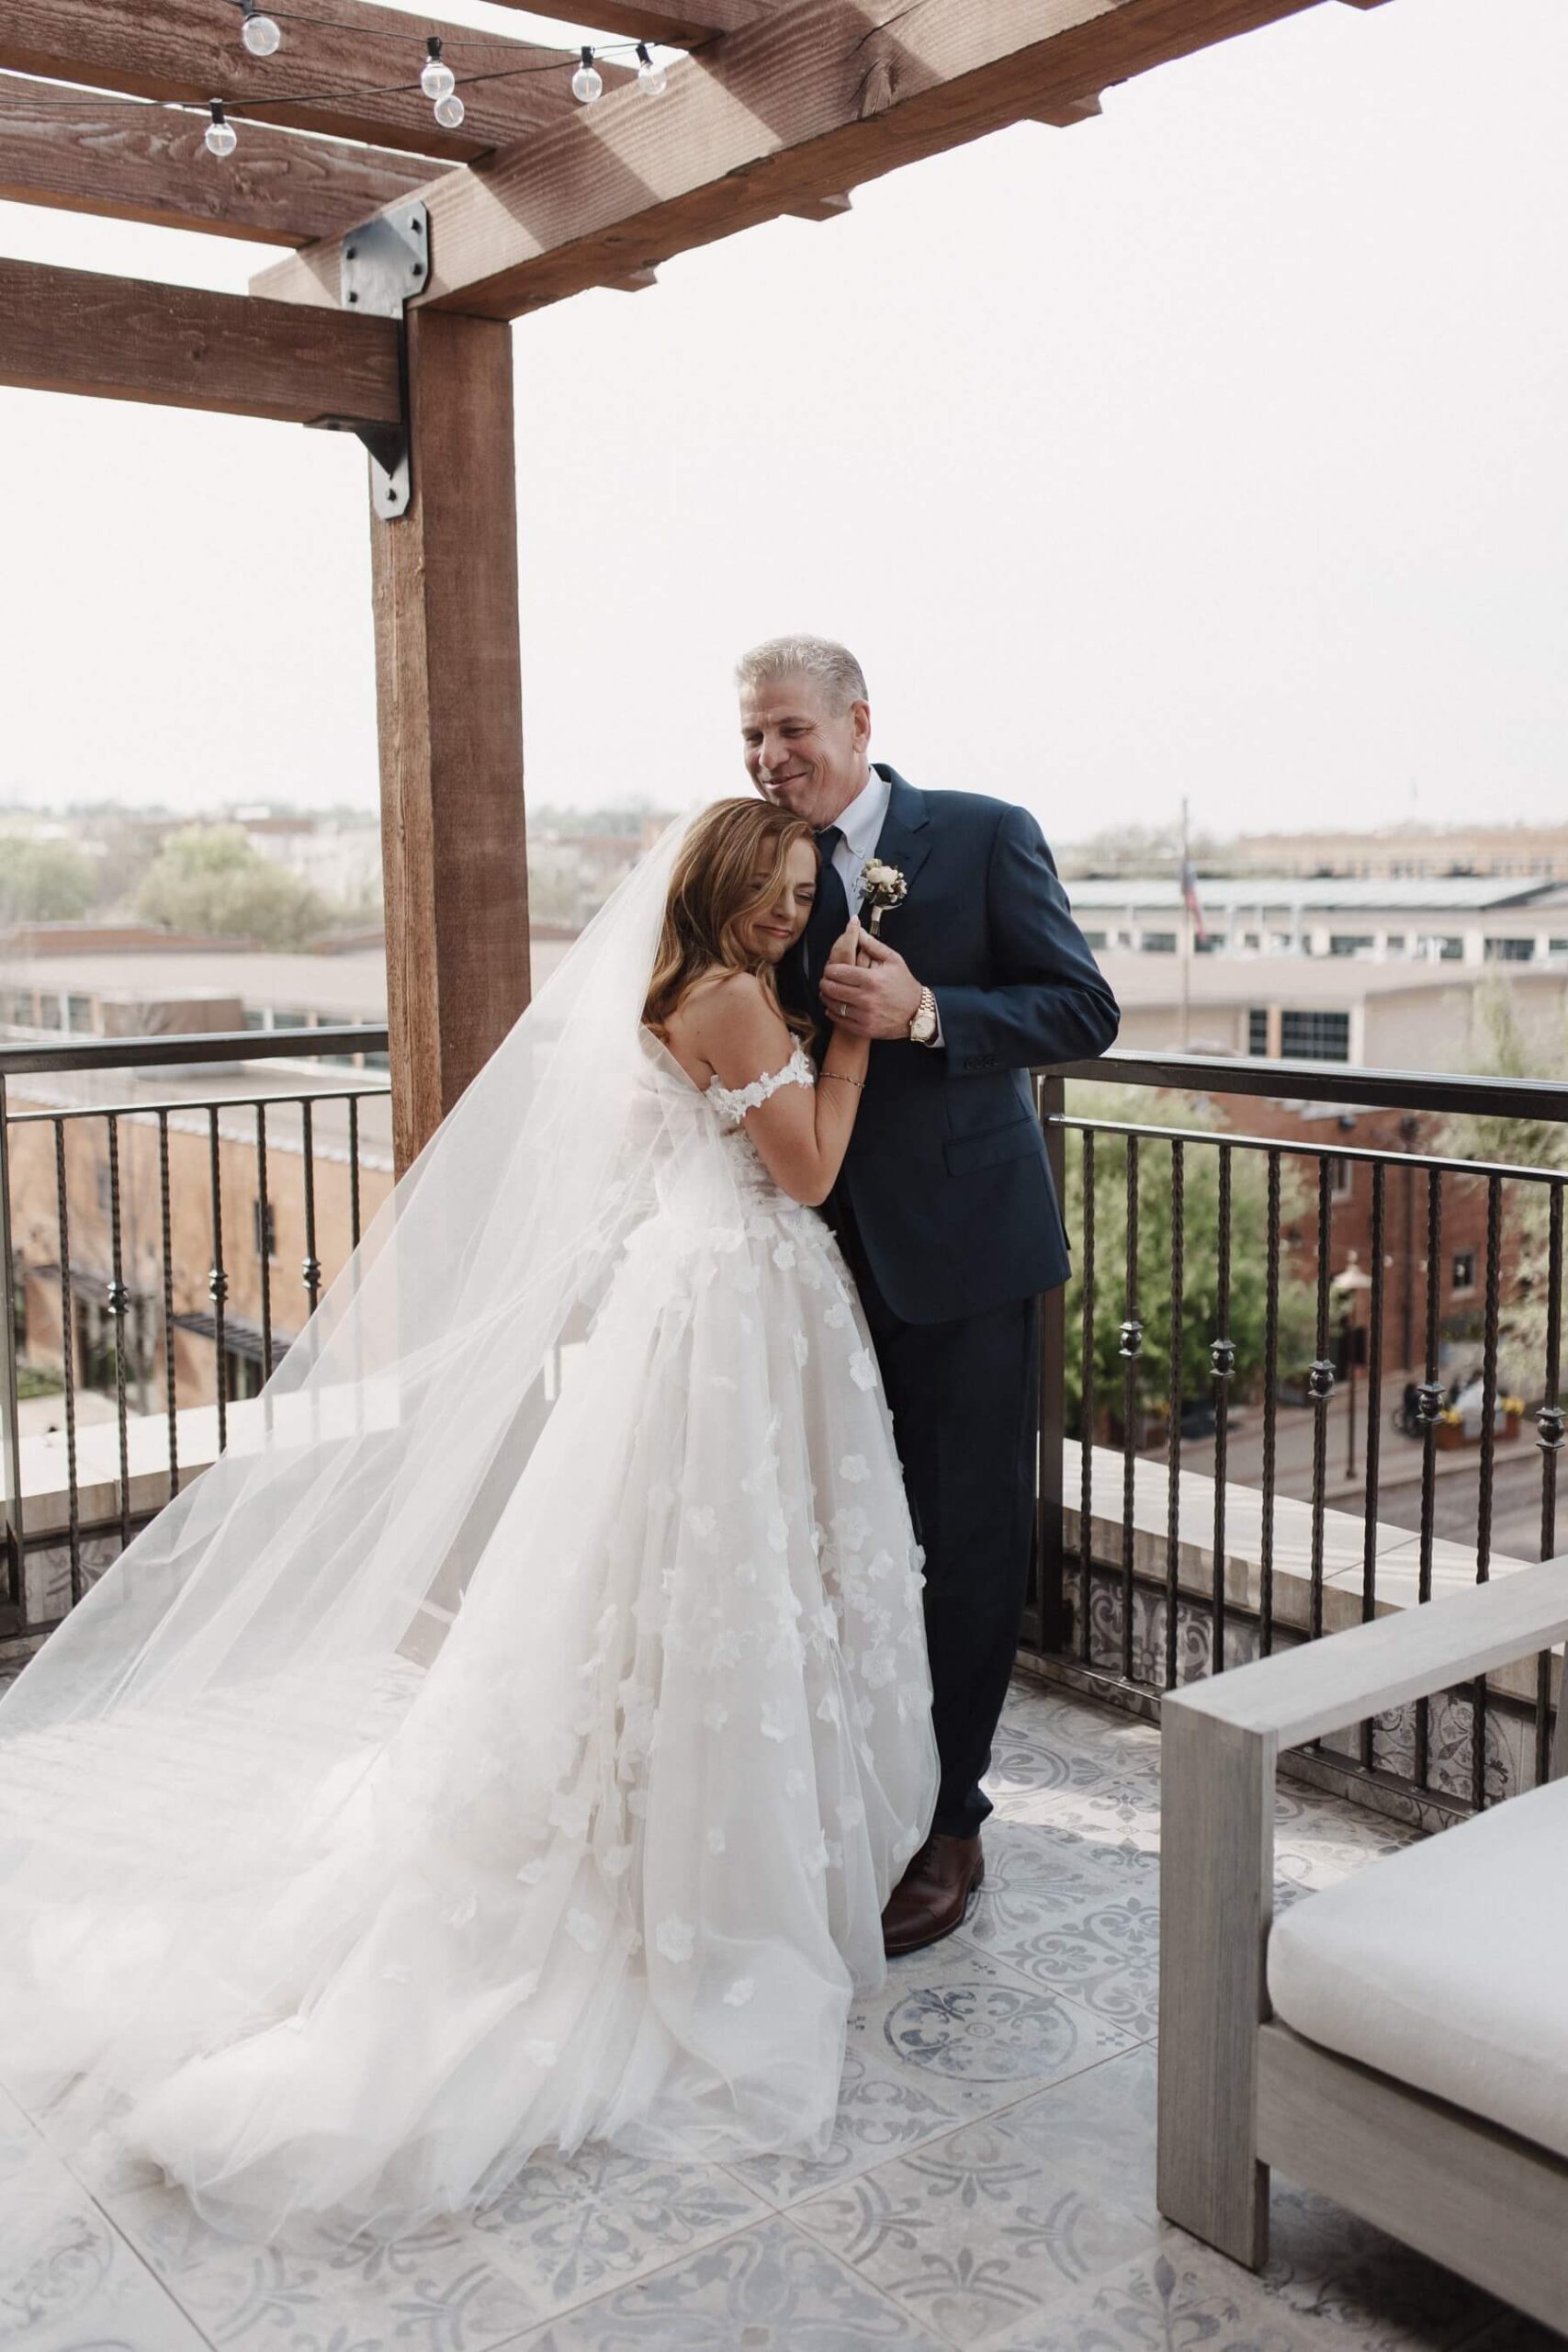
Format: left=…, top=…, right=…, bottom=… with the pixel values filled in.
left=881, top=1833, right=985, bottom=1957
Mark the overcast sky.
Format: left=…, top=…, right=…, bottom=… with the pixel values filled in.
left=2, top=0, right=1564, bottom=845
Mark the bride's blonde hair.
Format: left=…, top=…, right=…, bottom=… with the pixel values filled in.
left=644, top=797, right=817, bottom=1041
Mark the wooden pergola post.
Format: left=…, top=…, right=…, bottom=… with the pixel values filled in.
left=370, top=309, right=530, bottom=1175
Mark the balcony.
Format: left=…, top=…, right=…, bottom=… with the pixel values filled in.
left=3, top=1031, right=1566, bottom=2346
left=11, top=1668, right=1545, bottom=2352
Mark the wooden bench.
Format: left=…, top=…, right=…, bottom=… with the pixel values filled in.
left=1157, top=1558, right=1568, bottom=2333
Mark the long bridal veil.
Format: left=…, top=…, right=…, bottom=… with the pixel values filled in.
left=0, top=806, right=759, bottom=2193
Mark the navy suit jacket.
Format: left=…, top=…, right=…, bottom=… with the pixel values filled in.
left=783, top=766, right=1120, bottom=1325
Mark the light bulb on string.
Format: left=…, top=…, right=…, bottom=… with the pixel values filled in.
left=240, top=0, right=281, bottom=56
left=636, top=43, right=667, bottom=95
left=571, top=46, right=604, bottom=103
left=434, top=90, right=466, bottom=128
left=204, top=100, right=237, bottom=157
left=421, top=37, right=456, bottom=101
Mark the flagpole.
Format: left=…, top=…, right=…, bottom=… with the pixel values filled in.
left=1179, top=796, right=1191, bottom=1052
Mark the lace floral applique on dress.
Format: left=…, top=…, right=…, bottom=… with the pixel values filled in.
left=705, top=1042, right=815, bottom=1130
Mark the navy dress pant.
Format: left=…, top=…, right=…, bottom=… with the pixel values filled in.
left=834, top=1202, right=1041, bottom=1842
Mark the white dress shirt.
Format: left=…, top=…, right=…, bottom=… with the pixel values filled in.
left=827, top=764, right=942, bottom=1046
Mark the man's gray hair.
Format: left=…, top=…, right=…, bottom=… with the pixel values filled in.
left=734, top=635, right=869, bottom=714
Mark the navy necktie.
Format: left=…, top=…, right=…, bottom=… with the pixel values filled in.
left=803, top=827, right=850, bottom=989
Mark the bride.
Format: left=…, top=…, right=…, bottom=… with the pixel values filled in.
left=0, top=797, right=938, bottom=2248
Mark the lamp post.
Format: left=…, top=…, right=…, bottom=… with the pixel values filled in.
left=1331, top=1252, right=1375, bottom=1480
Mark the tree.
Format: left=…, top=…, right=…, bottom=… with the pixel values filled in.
left=0, top=836, right=98, bottom=924
left=134, top=825, right=331, bottom=950
left=1439, top=983, right=1568, bottom=1385
left=1060, top=1081, right=1317, bottom=1437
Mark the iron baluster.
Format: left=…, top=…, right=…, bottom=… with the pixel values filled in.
left=1165, top=1137, right=1184, bottom=1690
left=208, top=1106, right=229, bottom=1455
left=1120, top=1134, right=1141, bottom=1682
left=1259, top=1150, right=1281, bottom=1659
left=1078, top=1127, right=1096, bottom=1665
left=1534, top=1183, right=1563, bottom=1785
left=1415, top=1169, right=1444, bottom=1791
left=157, top=1111, right=179, bottom=1501
left=52, top=1118, right=81, bottom=1608
left=1359, top=1162, right=1386, bottom=1770
left=1306, top=1155, right=1335, bottom=1644
left=105, top=1114, right=131, bottom=1554
left=1210, top=1143, right=1234, bottom=1672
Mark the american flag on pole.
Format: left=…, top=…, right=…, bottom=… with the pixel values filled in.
left=1180, top=855, right=1209, bottom=946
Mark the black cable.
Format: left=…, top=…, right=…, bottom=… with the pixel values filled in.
left=0, top=33, right=660, bottom=120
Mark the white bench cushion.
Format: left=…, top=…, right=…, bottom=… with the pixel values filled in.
left=1268, top=1773, right=1568, bottom=2163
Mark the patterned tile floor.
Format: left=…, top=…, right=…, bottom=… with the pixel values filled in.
left=3, top=1676, right=1562, bottom=2352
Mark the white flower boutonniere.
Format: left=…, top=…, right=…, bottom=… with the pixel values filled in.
left=860, top=856, right=908, bottom=936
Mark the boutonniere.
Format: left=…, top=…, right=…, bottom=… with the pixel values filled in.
left=860, top=856, right=908, bottom=937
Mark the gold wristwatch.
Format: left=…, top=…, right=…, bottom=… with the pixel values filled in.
left=908, top=985, right=939, bottom=1046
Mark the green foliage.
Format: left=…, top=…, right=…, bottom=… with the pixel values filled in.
left=0, top=836, right=98, bottom=924
left=1440, top=983, right=1568, bottom=1375
left=1060, top=1083, right=1317, bottom=1433
left=134, top=824, right=331, bottom=950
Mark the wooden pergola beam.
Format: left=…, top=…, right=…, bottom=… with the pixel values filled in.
left=0, top=79, right=438, bottom=245
left=487, top=0, right=763, bottom=45
left=253, top=0, right=1339, bottom=322
left=0, top=0, right=629, bottom=166
left=0, top=257, right=401, bottom=424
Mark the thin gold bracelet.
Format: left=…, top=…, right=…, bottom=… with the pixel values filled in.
left=821, top=1070, right=865, bottom=1090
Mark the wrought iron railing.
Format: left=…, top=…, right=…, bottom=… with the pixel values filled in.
left=1, top=1028, right=390, bottom=1640
left=7, top=1027, right=1566, bottom=1829
left=1028, top=1051, right=1568, bottom=1823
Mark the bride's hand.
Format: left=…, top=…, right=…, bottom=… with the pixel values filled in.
left=824, top=916, right=866, bottom=976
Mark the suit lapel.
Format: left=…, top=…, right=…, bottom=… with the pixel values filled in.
left=869, top=768, right=933, bottom=914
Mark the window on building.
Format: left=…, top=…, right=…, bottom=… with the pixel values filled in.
left=1280, top=1010, right=1351, bottom=1063
left=1452, top=1250, right=1477, bottom=1295
left=73, top=1293, right=118, bottom=1394
left=1328, top=1156, right=1354, bottom=1203
left=243, top=1008, right=267, bottom=1031
left=1269, top=932, right=1297, bottom=954
left=1141, top=932, right=1178, bottom=954
left=1418, top=935, right=1464, bottom=962
left=271, top=1009, right=310, bottom=1030
left=1081, top=930, right=1108, bottom=950
left=1247, top=1009, right=1269, bottom=1057
left=253, top=1199, right=277, bottom=1261
left=365, top=1051, right=391, bottom=1073
left=37, top=996, right=62, bottom=1029
left=66, top=994, right=95, bottom=1033
left=1550, top=939, right=1568, bottom=960
left=1243, top=932, right=1262, bottom=951
left=1383, top=934, right=1406, bottom=955
left=1328, top=935, right=1375, bottom=958
left=223, top=1344, right=267, bottom=1403
left=1483, top=937, right=1533, bottom=963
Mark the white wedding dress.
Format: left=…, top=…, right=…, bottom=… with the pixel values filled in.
left=0, top=1013, right=938, bottom=2247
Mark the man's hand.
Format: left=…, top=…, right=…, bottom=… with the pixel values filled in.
left=823, top=931, right=924, bottom=1039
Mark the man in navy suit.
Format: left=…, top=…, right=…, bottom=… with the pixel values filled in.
left=739, top=635, right=1120, bottom=1953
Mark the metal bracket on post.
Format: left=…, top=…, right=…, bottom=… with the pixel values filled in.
left=306, top=197, right=426, bottom=521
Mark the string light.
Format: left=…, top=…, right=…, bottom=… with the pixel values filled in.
left=636, top=42, right=668, bottom=96
left=420, top=36, right=456, bottom=102
left=240, top=1, right=282, bottom=58
left=204, top=99, right=237, bottom=157
left=571, top=46, right=604, bottom=105
left=434, top=90, right=466, bottom=129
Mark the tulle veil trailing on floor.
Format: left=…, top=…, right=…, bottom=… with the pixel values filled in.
left=0, top=807, right=937, bottom=2245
